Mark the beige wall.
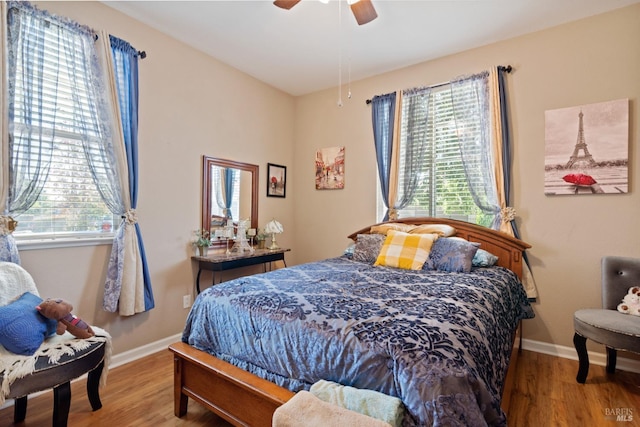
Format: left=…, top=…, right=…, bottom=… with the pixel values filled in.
left=19, top=1, right=296, bottom=354
left=16, top=3, right=640, bottom=360
left=293, top=4, right=640, bottom=354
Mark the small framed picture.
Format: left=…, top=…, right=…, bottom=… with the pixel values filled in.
left=315, top=146, right=345, bottom=190
left=267, top=163, right=286, bottom=198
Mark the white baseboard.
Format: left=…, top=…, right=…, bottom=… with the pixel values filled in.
left=109, top=333, right=182, bottom=369
left=522, top=338, right=640, bottom=374
left=112, top=335, right=640, bottom=374
left=110, top=335, right=640, bottom=374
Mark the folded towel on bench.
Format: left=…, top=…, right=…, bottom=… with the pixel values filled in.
left=309, top=379, right=404, bottom=427
left=272, top=390, right=392, bottom=427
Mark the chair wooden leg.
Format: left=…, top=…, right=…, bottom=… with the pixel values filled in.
left=53, top=381, right=71, bottom=427
left=606, top=347, right=617, bottom=374
left=14, top=396, right=27, bottom=423
left=87, top=361, right=104, bottom=410
left=573, top=332, right=589, bottom=383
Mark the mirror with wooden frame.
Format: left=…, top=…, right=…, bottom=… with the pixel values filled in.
left=202, top=156, right=259, bottom=243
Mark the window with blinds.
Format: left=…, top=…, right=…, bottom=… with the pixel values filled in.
left=384, top=83, right=487, bottom=225
left=9, top=13, right=116, bottom=240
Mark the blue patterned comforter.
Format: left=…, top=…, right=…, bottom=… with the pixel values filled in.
left=183, top=256, right=534, bottom=426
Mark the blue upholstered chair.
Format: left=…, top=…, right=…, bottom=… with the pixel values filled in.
left=0, top=262, right=108, bottom=427
left=573, top=256, right=640, bottom=383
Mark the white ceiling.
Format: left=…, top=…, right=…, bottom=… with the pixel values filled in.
left=102, top=0, right=640, bottom=96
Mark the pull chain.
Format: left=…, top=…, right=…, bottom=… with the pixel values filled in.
left=337, top=0, right=343, bottom=107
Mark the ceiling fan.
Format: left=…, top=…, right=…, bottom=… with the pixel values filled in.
left=273, top=0, right=378, bottom=25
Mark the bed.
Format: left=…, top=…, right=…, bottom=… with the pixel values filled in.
left=170, top=217, right=533, bottom=426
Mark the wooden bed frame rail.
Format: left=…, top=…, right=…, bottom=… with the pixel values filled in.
left=171, top=218, right=530, bottom=425
left=169, top=342, right=294, bottom=427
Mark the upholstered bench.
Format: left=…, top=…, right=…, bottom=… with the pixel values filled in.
left=573, top=256, right=640, bottom=383
left=0, top=261, right=111, bottom=427
left=0, top=333, right=110, bottom=427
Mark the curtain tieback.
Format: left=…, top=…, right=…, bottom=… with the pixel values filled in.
left=122, top=209, right=138, bottom=225
left=501, top=207, right=516, bottom=223
left=0, top=216, right=18, bottom=235
left=388, top=208, right=398, bottom=221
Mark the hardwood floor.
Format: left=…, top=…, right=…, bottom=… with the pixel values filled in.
left=0, top=348, right=231, bottom=427
left=509, top=350, right=640, bottom=426
left=1, top=349, right=638, bottom=426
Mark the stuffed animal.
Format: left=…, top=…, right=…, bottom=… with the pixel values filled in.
left=617, top=287, right=640, bottom=316
left=36, top=298, right=95, bottom=339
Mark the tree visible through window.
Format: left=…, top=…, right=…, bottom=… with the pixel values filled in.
left=8, top=6, right=116, bottom=240
left=378, top=83, right=493, bottom=227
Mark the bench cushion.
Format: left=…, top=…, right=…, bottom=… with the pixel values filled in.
left=3, top=340, right=105, bottom=399
left=1, top=330, right=111, bottom=406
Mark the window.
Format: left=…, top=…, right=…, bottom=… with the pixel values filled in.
left=377, top=80, right=493, bottom=227
left=7, top=5, right=116, bottom=241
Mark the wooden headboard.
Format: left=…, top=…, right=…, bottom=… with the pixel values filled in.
left=348, top=217, right=531, bottom=279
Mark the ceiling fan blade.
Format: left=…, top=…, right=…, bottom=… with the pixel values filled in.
left=350, top=0, right=377, bottom=25
left=273, top=0, right=302, bottom=10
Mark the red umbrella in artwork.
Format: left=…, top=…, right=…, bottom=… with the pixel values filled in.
left=562, top=173, right=597, bottom=186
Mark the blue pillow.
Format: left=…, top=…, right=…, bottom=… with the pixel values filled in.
left=0, top=292, right=57, bottom=356
left=472, top=248, right=499, bottom=267
left=424, top=237, right=480, bottom=273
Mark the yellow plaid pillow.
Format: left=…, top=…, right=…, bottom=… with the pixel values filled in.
left=374, top=230, right=438, bottom=270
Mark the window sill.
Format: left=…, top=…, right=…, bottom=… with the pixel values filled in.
left=16, top=236, right=114, bottom=251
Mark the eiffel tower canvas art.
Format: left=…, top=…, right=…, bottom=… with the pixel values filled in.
left=544, top=98, right=628, bottom=195
left=565, top=110, right=597, bottom=168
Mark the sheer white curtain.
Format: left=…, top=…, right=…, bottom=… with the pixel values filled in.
left=394, top=88, right=431, bottom=218
left=0, top=1, right=18, bottom=263
left=450, top=72, right=502, bottom=227
left=1, top=2, right=94, bottom=263
left=450, top=68, right=537, bottom=298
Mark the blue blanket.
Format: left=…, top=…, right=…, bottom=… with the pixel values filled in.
left=183, top=256, right=534, bottom=426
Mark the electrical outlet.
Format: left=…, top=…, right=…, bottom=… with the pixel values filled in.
left=183, top=294, right=191, bottom=309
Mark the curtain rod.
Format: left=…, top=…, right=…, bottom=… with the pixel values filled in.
left=365, top=65, right=513, bottom=105
left=92, top=34, right=147, bottom=59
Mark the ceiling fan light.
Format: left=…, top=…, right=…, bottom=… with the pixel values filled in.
left=318, top=0, right=330, bottom=4
left=273, top=0, right=302, bottom=10
left=350, top=0, right=377, bottom=25
left=347, top=0, right=360, bottom=4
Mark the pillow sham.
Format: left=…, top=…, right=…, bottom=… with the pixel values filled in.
left=374, top=230, right=438, bottom=270
left=369, top=223, right=417, bottom=235
left=409, top=224, right=456, bottom=237
left=353, top=234, right=386, bottom=264
left=424, top=237, right=480, bottom=273
left=472, top=248, right=499, bottom=267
